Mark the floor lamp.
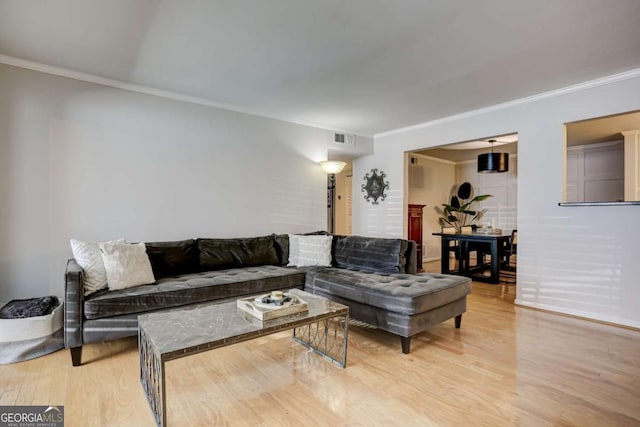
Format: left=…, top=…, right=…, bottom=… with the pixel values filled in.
left=320, top=160, right=347, bottom=234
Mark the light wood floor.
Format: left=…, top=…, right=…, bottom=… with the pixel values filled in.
left=2, top=262, right=639, bottom=426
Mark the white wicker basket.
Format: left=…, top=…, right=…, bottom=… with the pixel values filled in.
left=0, top=302, right=64, bottom=364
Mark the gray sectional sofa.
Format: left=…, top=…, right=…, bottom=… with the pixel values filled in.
left=64, top=234, right=471, bottom=366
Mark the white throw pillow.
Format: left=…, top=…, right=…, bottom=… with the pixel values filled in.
left=287, top=234, right=333, bottom=267
left=99, top=242, right=156, bottom=291
left=70, top=237, right=126, bottom=296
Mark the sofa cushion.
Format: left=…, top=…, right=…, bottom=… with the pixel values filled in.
left=287, top=234, right=333, bottom=267
left=145, top=239, right=198, bottom=279
left=304, top=268, right=471, bottom=315
left=198, top=236, right=279, bottom=270
left=273, top=232, right=331, bottom=266
left=83, top=265, right=305, bottom=319
left=273, top=234, right=289, bottom=266
left=333, top=236, right=408, bottom=274
left=70, top=237, right=126, bottom=296
left=100, top=242, right=156, bottom=290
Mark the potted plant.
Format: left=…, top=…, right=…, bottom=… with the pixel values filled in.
left=438, top=182, right=492, bottom=233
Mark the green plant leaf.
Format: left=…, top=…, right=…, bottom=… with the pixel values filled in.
left=450, top=196, right=460, bottom=209
left=438, top=183, right=492, bottom=231
left=472, top=194, right=492, bottom=202
left=457, top=182, right=472, bottom=200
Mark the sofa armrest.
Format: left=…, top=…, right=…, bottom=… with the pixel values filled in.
left=64, top=258, right=84, bottom=348
left=405, top=240, right=417, bottom=274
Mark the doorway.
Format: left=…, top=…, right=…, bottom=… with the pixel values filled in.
left=406, top=134, right=518, bottom=282
left=334, top=161, right=352, bottom=236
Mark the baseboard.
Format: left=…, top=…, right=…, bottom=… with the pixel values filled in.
left=514, top=300, right=640, bottom=332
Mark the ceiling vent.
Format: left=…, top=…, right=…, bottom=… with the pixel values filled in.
left=333, top=133, right=355, bottom=146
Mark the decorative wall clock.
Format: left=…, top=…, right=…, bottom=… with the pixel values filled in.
left=361, top=168, right=389, bottom=204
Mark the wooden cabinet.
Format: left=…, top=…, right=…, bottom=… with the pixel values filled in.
left=408, top=204, right=425, bottom=271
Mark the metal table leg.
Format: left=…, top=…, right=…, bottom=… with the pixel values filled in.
left=140, top=326, right=166, bottom=427
left=292, top=314, right=349, bottom=368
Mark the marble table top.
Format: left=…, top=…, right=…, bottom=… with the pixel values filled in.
left=138, top=289, right=348, bottom=361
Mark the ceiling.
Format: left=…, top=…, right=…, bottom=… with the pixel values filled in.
left=1, top=1, right=640, bottom=137
left=566, top=110, right=640, bottom=146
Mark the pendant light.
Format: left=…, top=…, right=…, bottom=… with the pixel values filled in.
left=477, top=139, right=509, bottom=173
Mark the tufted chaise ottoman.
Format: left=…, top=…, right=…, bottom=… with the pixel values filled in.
left=304, top=269, right=472, bottom=353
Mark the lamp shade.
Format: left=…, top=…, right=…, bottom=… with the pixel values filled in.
left=320, top=160, right=347, bottom=174
left=477, top=152, right=509, bottom=173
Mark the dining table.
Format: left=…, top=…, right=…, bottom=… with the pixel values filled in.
left=432, top=231, right=512, bottom=284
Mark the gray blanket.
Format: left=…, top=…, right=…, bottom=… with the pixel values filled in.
left=0, top=296, right=59, bottom=319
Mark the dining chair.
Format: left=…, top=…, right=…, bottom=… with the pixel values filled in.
left=442, top=227, right=464, bottom=271
left=505, top=229, right=517, bottom=269
left=500, top=229, right=517, bottom=284
left=442, top=226, right=485, bottom=272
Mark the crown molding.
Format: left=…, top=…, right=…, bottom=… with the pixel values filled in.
left=0, top=54, right=372, bottom=139
left=567, top=139, right=623, bottom=152
left=2, top=53, right=636, bottom=143
left=376, top=67, right=640, bottom=139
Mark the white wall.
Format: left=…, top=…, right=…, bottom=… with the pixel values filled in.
left=0, top=64, right=373, bottom=301
left=353, top=71, right=640, bottom=328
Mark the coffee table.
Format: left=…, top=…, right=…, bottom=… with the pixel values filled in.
left=138, top=289, right=349, bottom=427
